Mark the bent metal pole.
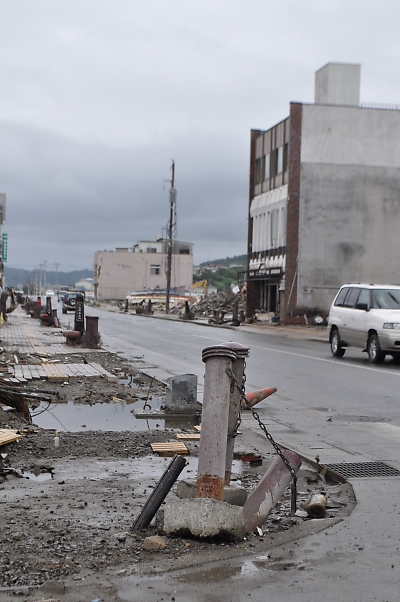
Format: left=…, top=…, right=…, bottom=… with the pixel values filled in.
left=196, top=345, right=237, bottom=501
left=224, top=342, right=250, bottom=485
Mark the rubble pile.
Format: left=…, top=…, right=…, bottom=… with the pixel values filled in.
left=171, top=290, right=246, bottom=324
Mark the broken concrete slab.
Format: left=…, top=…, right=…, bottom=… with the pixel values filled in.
left=164, top=498, right=245, bottom=540
left=176, top=479, right=247, bottom=506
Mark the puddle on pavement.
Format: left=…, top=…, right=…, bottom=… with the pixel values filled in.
left=21, top=470, right=53, bottom=482
left=176, top=554, right=299, bottom=585
left=31, top=397, right=196, bottom=433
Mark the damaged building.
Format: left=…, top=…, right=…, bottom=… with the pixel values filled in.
left=94, top=239, right=193, bottom=301
left=246, top=62, right=400, bottom=322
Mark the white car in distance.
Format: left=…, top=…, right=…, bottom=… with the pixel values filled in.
left=328, top=283, right=400, bottom=364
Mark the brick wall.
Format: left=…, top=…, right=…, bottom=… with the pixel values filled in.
left=283, top=103, right=302, bottom=321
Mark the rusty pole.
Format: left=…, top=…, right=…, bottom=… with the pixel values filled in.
left=224, top=342, right=249, bottom=484
left=196, top=345, right=237, bottom=501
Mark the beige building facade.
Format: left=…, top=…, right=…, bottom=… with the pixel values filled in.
left=93, top=239, right=193, bottom=301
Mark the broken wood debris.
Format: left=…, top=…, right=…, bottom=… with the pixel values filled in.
left=151, top=442, right=189, bottom=456
left=176, top=433, right=200, bottom=440
left=0, top=429, right=22, bottom=447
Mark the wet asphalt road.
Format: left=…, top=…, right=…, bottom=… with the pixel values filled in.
left=69, top=306, right=400, bottom=602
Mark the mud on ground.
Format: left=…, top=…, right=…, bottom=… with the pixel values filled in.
left=0, top=351, right=356, bottom=597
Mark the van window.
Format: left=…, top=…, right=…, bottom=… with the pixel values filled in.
left=357, top=289, right=370, bottom=309
left=344, top=288, right=360, bottom=308
left=334, top=287, right=349, bottom=306
left=372, top=289, right=400, bottom=309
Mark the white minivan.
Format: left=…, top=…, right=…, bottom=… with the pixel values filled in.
left=328, top=283, right=400, bottom=364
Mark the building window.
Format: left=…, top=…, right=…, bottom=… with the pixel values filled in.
left=179, top=248, right=190, bottom=254
left=276, top=147, right=283, bottom=175
left=283, top=143, right=288, bottom=172
left=255, top=158, right=262, bottom=184
left=150, top=265, right=160, bottom=275
left=270, top=209, right=279, bottom=248
left=263, top=153, right=270, bottom=180
left=146, top=247, right=157, bottom=253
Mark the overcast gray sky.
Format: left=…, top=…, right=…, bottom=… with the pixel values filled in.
left=1, top=1, right=399, bottom=272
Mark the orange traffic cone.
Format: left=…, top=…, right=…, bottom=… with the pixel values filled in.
left=242, top=387, right=277, bottom=409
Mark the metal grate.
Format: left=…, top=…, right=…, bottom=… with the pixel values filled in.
left=324, top=462, right=400, bottom=479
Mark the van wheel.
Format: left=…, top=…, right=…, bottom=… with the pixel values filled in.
left=330, top=328, right=345, bottom=357
left=367, top=334, right=386, bottom=364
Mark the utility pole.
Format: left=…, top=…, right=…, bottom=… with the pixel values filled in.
left=54, top=263, right=60, bottom=290
left=165, top=161, right=177, bottom=314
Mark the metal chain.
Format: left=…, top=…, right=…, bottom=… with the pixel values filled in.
left=226, top=367, right=297, bottom=513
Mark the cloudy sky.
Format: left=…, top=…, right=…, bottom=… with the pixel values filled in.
left=1, top=1, right=399, bottom=272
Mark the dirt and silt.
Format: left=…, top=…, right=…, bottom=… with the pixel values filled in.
left=0, top=350, right=356, bottom=598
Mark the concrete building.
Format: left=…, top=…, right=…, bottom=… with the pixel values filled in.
left=247, top=63, right=400, bottom=322
left=93, top=239, right=193, bottom=301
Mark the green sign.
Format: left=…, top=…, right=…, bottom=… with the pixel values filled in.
left=2, top=233, right=7, bottom=262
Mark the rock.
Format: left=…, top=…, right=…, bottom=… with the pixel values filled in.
left=164, top=498, right=245, bottom=540
left=142, top=535, right=167, bottom=551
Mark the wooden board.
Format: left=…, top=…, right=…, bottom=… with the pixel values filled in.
left=176, top=433, right=201, bottom=440
left=151, top=442, right=188, bottom=456
left=0, top=429, right=22, bottom=447
left=194, top=425, right=201, bottom=432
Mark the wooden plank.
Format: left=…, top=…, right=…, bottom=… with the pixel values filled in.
left=194, top=425, right=201, bottom=432
left=176, top=433, right=201, bottom=440
left=41, top=364, right=69, bottom=381
left=151, top=442, right=188, bottom=456
left=0, top=429, right=22, bottom=447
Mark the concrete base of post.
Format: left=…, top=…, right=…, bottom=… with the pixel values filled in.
left=176, top=479, right=247, bottom=506
left=163, top=498, right=245, bottom=540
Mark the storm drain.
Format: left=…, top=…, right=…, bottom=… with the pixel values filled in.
left=324, top=461, right=400, bottom=479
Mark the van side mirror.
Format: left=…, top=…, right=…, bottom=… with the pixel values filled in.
left=356, top=302, right=369, bottom=311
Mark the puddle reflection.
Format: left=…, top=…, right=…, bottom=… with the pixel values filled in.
left=32, top=399, right=166, bottom=432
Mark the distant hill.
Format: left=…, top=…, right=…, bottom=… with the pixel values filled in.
left=4, top=267, right=93, bottom=289
left=194, top=254, right=246, bottom=291
left=199, top=254, right=246, bottom=268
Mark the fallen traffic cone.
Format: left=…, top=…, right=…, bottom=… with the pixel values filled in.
left=242, top=387, right=277, bottom=409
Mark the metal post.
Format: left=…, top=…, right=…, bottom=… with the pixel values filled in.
left=224, top=342, right=249, bottom=484
left=45, top=296, right=52, bottom=315
left=85, top=315, right=99, bottom=347
left=74, top=293, right=85, bottom=333
left=196, top=345, right=237, bottom=501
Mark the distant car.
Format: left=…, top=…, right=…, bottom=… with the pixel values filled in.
left=62, top=292, right=78, bottom=314
left=45, top=289, right=55, bottom=297
left=328, top=283, right=400, bottom=364
left=58, top=290, right=68, bottom=302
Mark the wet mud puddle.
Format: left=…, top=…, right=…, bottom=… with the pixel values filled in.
left=31, top=396, right=188, bottom=432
